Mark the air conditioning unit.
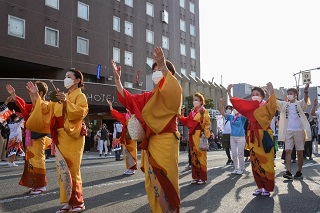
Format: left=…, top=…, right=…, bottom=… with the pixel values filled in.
left=124, top=81, right=133, bottom=88
left=162, top=10, right=169, bottom=24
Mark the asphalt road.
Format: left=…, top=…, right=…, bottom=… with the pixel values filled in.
left=0, top=148, right=320, bottom=213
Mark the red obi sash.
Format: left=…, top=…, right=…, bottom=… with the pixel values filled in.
left=50, top=116, right=64, bottom=145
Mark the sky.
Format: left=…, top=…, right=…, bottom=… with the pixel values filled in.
left=199, top=0, right=320, bottom=90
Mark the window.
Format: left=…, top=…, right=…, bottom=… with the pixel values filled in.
left=125, top=0, right=133, bottom=7
left=190, top=2, right=195, bottom=14
left=124, top=21, right=133, bottom=37
left=146, top=57, right=153, bottom=68
left=190, top=47, right=196, bottom=59
left=8, top=15, right=25, bottom=38
left=113, top=47, right=120, bottom=63
left=162, top=36, right=169, bottom=50
left=180, top=0, right=185, bottom=8
left=190, top=24, right=195, bottom=36
left=162, top=10, right=169, bottom=24
left=146, top=29, right=154, bottom=44
left=124, top=51, right=133, bottom=66
left=77, top=36, right=89, bottom=55
left=191, top=71, right=196, bottom=79
left=180, top=44, right=186, bottom=56
left=113, top=16, right=120, bottom=32
left=45, top=27, right=59, bottom=47
left=78, top=2, right=89, bottom=21
left=181, top=68, right=186, bottom=76
left=180, top=19, right=186, bottom=32
left=146, top=2, right=154, bottom=17
left=45, top=0, right=59, bottom=9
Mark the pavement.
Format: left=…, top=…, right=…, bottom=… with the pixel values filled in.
left=0, top=148, right=130, bottom=166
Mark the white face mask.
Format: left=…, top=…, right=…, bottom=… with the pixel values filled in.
left=226, top=109, right=232, bottom=114
left=152, top=71, right=163, bottom=85
left=193, top=100, right=201, bottom=108
left=252, top=96, right=262, bottom=102
left=64, top=77, right=75, bottom=89
left=287, top=95, right=295, bottom=101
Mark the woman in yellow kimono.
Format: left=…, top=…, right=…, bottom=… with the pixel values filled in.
left=26, top=69, right=88, bottom=213
left=6, top=82, right=50, bottom=195
left=179, top=92, right=211, bottom=184
left=111, top=46, right=182, bottom=212
left=229, top=82, right=277, bottom=196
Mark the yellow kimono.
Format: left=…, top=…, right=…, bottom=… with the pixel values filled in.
left=118, top=72, right=182, bottom=212
left=179, top=108, right=211, bottom=181
left=29, top=88, right=88, bottom=206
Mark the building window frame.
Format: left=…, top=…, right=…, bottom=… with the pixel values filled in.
left=180, top=43, right=186, bottom=56
left=146, top=57, right=154, bottom=68
left=77, top=36, right=89, bottom=55
left=124, top=51, right=133, bottom=67
left=45, top=0, right=59, bottom=9
left=45, top=26, right=59, bottom=47
left=190, top=2, right=195, bottom=14
left=181, top=68, right=186, bottom=76
left=113, top=47, right=120, bottom=63
left=124, top=21, right=133, bottom=37
left=113, top=16, right=120, bottom=32
left=146, top=2, right=154, bottom=17
left=162, top=36, right=169, bottom=50
left=125, top=0, right=133, bottom=7
left=180, top=0, right=185, bottom=8
left=77, top=1, right=89, bottom=21
left=190, top=47, right=196, bottom=59
left=146, top=29, right=154, bottom=44
left=8, top=15, right=25, bottom=39
left=180, top=19, right=186, bottom=32
left=190, top=24, right=195, bottom=36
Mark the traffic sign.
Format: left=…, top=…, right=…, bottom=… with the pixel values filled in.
left=302, top=71, right=311, bottom=84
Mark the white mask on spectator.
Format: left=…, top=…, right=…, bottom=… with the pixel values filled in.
left=193, top=101, right=201, bottom=108
left=152, top=71, right=163, bottom=85
left=226, top=109, right=232, bottom=114
left=287, top=95, right=295, bottom=101
left=252, top=96, right=262, bottom=102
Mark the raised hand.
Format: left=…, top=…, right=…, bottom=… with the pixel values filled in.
left=227, top=84, right=233, bottom=91
left=314, top=98, right=318, bottom=106
left=111, top=59, right=121, bottom=80
left=5, top=96, right=12, bottom=104
left=305, top=83, right=310, bottom=91
left=26, top=81, right=38, bottom=94
left=6, top=84, right=15, bottom=95
left=55, top=88, right=66, bottom=102
left=153, top=46, right=167, bottom=72
left=266, top=82, right=274, bottom=94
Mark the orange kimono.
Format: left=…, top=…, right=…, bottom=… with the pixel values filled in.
left=110, top=109, right=137, bottom=170
left=179, top=108, right=211, bottom=181
left=230, top=93, right=277, bottom=192
left=16, top=96, right=49, bottom=189
left=118, top=72, right=182, bottom=212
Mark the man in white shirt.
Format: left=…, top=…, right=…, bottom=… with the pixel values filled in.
left=221, top=105, right=233, bottom=165
left=277, top=84, right=311, bottom=180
